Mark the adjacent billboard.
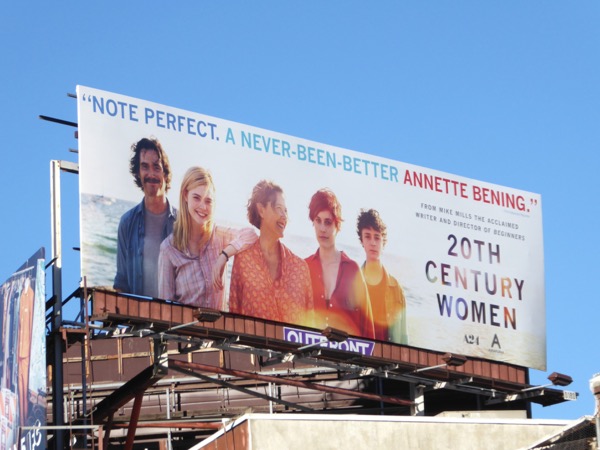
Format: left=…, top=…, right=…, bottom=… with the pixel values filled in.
left=77, top=86, right=546, bottom=370
left=0, top=248, right=46, bottom=450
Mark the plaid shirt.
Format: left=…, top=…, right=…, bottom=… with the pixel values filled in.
left=158, top=226, right=257, bottom=309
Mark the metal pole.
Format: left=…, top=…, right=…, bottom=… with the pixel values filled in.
left=166, top=387, right=173, bottom=450
left=170, top=359, right=413, bottom=406
left=124, top=393, right=144, bottom=450
left=50, top=160, right=65, bottom=450
left=81, top=281, right=90, bottom=449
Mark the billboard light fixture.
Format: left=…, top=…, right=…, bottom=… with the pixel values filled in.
left=411, top=352, right=468, bottom=374
left=193, top=308, right=223, bottom=323
left=547, top=372, right=573, bottom=387
left=321, top=327, right=349, bottom=343
left=441, top=353, right=468, bottom=367
left=521, top=371, right=573, bottom=392
left=160, top=307, right=222, bottom=335
left=297, top=327, right=349, bottom=351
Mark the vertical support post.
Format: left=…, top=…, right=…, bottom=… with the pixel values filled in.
left=50, top=160, right=65, bottom=450
left=410, top=384, right=425, bottom=416
left=97, top=425, right=104, bottom=450
left=525, top=368, right=532, bottom=419
left=124, top=392, right=145, bottom=450
left=378, top=377, right=384, bottom=415
left=103, top=415, right=114, bottom=450
left=166, top=387, right=173, bottom=450
left=80, top=281, right=91, bottom=449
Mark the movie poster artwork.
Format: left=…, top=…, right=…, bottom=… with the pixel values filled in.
left=77, top=86, right=546, bottom=370
left=0, top=248, right=46, bottom=450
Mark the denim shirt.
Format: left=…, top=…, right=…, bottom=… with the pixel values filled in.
left=113, top=199, right=177, bottom=296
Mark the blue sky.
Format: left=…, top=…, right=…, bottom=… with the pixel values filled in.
left=2, top=2, right=598, bottom=420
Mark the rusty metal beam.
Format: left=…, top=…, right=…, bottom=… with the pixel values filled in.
left=169, top=359, right=413, bottom=407
left=83, top=362, right=166, bottom=424
left=112, top=422, right=222, bottom=430
left=169, top=362, right=314, bottom=412
left=125, top=392, right=144, bottom=450
left=103, top=416, right=113, bottom=450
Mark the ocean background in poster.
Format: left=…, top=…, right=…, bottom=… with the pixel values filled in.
left=80, top=193, right=133, bottom=287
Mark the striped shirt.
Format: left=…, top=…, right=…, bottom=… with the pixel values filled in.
left=158, top=226, right=257, bottom=309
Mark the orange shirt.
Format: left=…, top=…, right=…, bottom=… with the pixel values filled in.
left=305, top=250, right=375, bottom=339
left=229, top=240, right=314, bottom=326
left=364, top=264, right=407, bottom=343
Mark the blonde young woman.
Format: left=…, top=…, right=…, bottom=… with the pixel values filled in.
left=158, top=166, right=257, bottom=309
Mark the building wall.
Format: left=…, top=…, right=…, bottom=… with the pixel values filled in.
left=193, top=414, right=572, bottom=450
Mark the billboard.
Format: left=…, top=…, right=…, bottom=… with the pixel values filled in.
left=77, top=86, right=546, bottom=370
left=0, top=248, right=46, bottom=450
